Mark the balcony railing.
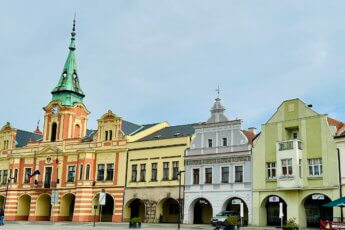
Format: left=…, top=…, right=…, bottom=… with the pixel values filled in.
left=278, top=140, right=302, bottom=151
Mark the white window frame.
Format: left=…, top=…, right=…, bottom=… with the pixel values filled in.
left=204, top=166, right=213, bottom=184
left=67, top=164, right=76, bottom=182
left=222, top=137, right=228, bottom=147
left=220, top=165, right=230, bottom=183
left=281, top=158, right=293, bottom=176
left=308, top=158, right=323, bottom=177
left=266, top=162, right=276, bottom=179
left=233, top=164, right=244, bottom=183
left=191, top=167, right=200, bottom=185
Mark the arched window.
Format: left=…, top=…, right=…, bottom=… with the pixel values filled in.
left=51, top=123, right=57, bottom=142
left=109, top=130, right=113, bottom=141
left=105, top=131, right=108, bottom=141
left=79, top=164, right=83, bottom=180
left=85, top=164, right=90, bottom=180
left=74, top=124, right=81, bottom=138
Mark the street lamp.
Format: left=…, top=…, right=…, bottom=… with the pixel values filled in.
left=177, top=170, right=185, bottom=229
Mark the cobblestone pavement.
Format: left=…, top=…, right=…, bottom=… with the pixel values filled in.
left=0, top=222, right=316, bottom=230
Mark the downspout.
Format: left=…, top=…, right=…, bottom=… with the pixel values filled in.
left=337, top=148, right=343, bottom=222
left=121, top=147, right=129, bottom=222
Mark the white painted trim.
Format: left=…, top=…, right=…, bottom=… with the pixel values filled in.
left=191, top=166, right=201, bottom=185
left=219, top=165, right=230, bottom=183
left=233, top=164, right=244, bottom=183
left=204, top=166, right=213, bottom=184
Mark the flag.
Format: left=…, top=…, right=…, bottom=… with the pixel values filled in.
left=28, top=170, right=41, bottom=179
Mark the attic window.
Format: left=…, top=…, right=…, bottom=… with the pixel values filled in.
left=173, top=133, right=180, bottom=136
left=154, top=135, right=161, bottom=139
left=73, top=73, right=77, bottom=79
left=63, top=72, right=67, bottom=78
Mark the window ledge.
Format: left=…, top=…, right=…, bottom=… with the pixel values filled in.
left=279, top=175, right=294, bottom=180
left=266, top=178, right=277, bottom=181
left=308, top=176, right=323, bottom=180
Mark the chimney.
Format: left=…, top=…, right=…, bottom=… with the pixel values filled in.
left=248, top=127, right=256, bottom=135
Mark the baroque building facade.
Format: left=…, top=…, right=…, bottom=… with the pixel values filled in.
left=252, top=99, right=343, bottom=228
left=0, top=21, right=195, bottom=223
left=183, top=97, right=255, bottom=225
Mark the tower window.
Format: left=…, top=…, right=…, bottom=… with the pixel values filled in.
left=109, top=130, right=113, bottom=140
left=51, top=122, right=57, bottom=142
left=105, top=131, right=108, bottom=141
left=74, top=124, right=80, bottom=138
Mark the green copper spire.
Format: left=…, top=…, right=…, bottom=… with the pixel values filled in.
left=51, top=17, right=85, bottom=106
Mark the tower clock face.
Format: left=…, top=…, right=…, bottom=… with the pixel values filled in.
left=51, top=106, right=59, bottom=115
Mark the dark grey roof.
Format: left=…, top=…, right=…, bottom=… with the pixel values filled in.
left=136, top=124, right=195, bottom=142
left=16, top=129, right=42, bottom=147
left=122, top=120, right=141, bottom=135
left=129, top=123, right=158, bottom=135
left=82, top=129, right=97, bottom=142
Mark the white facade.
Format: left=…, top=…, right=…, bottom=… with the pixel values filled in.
left=183, top=97, right=253, bottom=225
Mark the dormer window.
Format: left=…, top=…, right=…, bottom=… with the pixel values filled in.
left=105, top=131, right=108, bottom=141
left=63, top=72, right=67, bottom=78
left=73, top=72, right=77, bottom=79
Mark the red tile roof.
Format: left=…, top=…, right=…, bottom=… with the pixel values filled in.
left=242, top=130, right=256, bottom=144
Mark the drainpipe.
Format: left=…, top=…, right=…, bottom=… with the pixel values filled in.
left=337, top=148, right=343, bottom=222
left=121, top=149, right=129, bottom=222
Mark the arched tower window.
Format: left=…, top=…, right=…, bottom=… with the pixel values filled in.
left=51, top=122, right=57, bottom=142
left=85, top=164, right=90, bottom=180
left=105, top=131, right=108, bottom=141
left=109, top=130, right=113, bottom=141
left=74, top=124, right=81, bottom=138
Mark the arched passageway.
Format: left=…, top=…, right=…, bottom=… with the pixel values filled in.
left=92, top=193, right=114, bottom=222
left=17, top=194, right=31, bottom=220
left=60, top=193, right=75, bottom=221
left=263, top=195, right=287, bottom=226
left=188, top=198, right=212, bottom=224
left=304, top=194, right=333, bottom=227
left=36, top=193, right=51, bottom=221
left=223, top=197, right=249, bottom=226
left=157, top=198, right=179, bottom=223
left=124, top=199, right=145, bottom=222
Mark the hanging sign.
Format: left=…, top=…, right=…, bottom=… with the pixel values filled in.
left=312, top=194, right=325, bottom=200
left=99, top=192, right=106, bottom=205
left=269, top=196, right=280, bottom=202
left=51, top=190, right=59, bottom=206
left=232, top=199, right=242, bottom=205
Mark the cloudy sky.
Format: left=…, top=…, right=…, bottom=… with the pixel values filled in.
left=1, top=1, right=345, bottom=132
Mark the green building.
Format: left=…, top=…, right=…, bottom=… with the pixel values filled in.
left=252, top=98, right=342, bottom=228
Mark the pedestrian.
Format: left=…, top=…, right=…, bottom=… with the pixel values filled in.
left=0, top=208, right=4, bottom=225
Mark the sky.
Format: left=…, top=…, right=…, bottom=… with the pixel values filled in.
left=1, top=1, right=345, bottom=132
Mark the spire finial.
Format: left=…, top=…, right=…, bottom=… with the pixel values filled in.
left=215, top=85, right=220, bottom=99
left=71, top=13, right=76, bottom=39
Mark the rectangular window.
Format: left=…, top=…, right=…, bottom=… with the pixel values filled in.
left=266, top=162, right=276, bottom=179
left=308, top=158, right=323, bottom=177
left=163, top=162, right=169, bottom=180
left=85, top=165, right=90, bottom=180
left=205, top=168, right=212, bottom=184
left=151, top=163, right=157, bottom=181
left=281, top=159, right=293, bottom=176
left=67, top=165, right=76, bottom=182
left=131, top=164, right=137, bottom=182
left=172, top=161, right=179, bottom=180
left=13, top=169, right=18, bottom=183
left=221, top=166, right=229, bottom=183
left=0, top=170, right=2, bottom=184
left=222, top=138, right=228, bottom=147
left=2, top=170, right=7, bottom=184
left=208, top=139, right=213, bottom=148
left=97, top=164, right=105, bottom=181
left=140, top=164, right=146, bottom=182
left=193, top=168, right=199, bottom=185
left=79, top=164, right=83, bottom=180
left=235, top=165, right=243, bottom=182
left=24, top=168, right=31, bottom=184
left=106, top=164, right=114, bottom=181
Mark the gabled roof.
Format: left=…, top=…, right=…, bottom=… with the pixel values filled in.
left=16, top=129, right=42, bottom=147
left=241, top=130, right=256, bottom=144
left=135, top=124, right=195, bottom=142
left=121, top=120, right=142, bottom=135
left=82, top=129, right=97, bottom=142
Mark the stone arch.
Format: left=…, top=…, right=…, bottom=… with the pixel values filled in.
left=260, top=195, right=287, bottom=227
left=92, top=192, right=114, bottom=222
left=35, top=193, right=51, bottom=221
left=188, top=197, right=213, bottom=224
left=301, top=193, right=333, bottom=228
left=17, top=194, right=31, bottom=220
left=156, top=197, right=179, bottom=223
left=124, top=198, right=145, bottom=222
left=59, top=193, right=76, bottom=221
left=222, top=197, right=249, bottom=226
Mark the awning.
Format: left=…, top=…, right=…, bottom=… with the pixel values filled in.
left=324, top=197, right=345, bottom=207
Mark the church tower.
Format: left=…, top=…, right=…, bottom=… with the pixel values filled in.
left=43, top=19, right=89, bottom=142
